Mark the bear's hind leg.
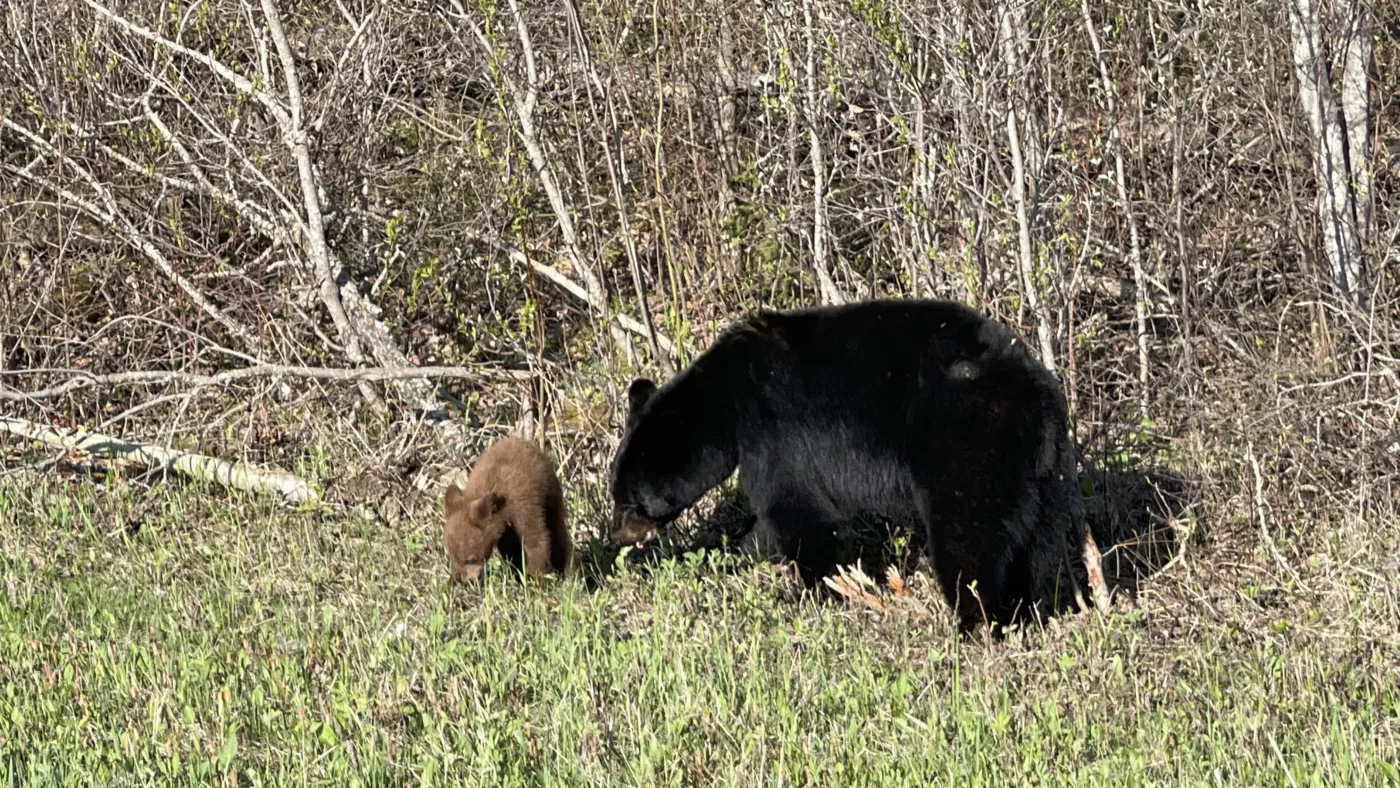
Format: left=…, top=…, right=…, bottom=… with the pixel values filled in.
left=521, top=530, right=555, bottom=577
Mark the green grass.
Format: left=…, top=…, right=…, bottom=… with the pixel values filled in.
left=1, top=475, right=1396, bottom=786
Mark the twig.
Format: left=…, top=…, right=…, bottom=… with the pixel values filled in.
left=0, top=155, right=259, bottom=350
left=998, top=8, right=1056, bottom=371
left=0, top=416, right=318, bottom=505
left=1081, top=0, right=1150, bottom=415
left=0, top=364, right=532, bottom=402
left=256, top=0, right=380, bottom=409
left=1246, top=442, right=1309, bottom=591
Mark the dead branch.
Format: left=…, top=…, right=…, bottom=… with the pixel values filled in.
left=0, top=364, right=532, bottom=402
left=0, top=127, right=261, bottom=351
left=1247, top=442, right=1309, bottom=591
left=0, top=416, right=318, bottom=505
left=444, top=0, right=676, bottom=358
left=1081, top=528, right=1113, bottom=613
left=506, top=249, right=675, bottom=356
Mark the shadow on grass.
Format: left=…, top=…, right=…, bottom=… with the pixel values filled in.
left=569, top=437, right=1200, bottom=622
left=1074, top=443, right=1198, bottom=602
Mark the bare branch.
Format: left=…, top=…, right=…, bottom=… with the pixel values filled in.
left=82, top=0, right=292, bottom=128
left=0, top=364, right=532, bottom=403
left=1081, top=0, right=1149, bottom=412
left=447, top=0, right=603, bottom=302
left=0, top=416, right=318, bottom=505
left=0, top=136, right=260, bottom=350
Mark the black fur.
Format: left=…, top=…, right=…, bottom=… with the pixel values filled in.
left=609, top=298, right=1086, bottom=634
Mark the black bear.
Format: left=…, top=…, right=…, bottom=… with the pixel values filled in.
left=443, top=436, right=574, bottom=583
left=608, top=298, right=1085, bottom=634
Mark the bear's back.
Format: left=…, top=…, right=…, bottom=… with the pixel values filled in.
left=464, top=436, right=563, bottom=512
left=735, top=299, right=1046, bottom=414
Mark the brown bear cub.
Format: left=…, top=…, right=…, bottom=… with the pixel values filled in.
left=442, top=436, right=573, bottom=583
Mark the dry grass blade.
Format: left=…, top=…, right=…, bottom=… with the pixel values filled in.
left=823, top=562, right=886, bottom=610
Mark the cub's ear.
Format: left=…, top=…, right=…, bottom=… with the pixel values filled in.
left=469, top=492, right=506, bottom=522
left=626, top=378, right=658, bottom=418
left=443, top=484, right=467, bottom=512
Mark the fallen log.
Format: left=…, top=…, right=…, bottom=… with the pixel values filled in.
left=0, top=416, right=319, bottom=505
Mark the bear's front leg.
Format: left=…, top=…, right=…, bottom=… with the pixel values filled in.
left=756, top=502, right=847, bottom=587
left=926, top=538, right=1014, bottom=636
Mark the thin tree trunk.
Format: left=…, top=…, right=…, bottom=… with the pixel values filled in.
left=801, top=0, right=844, bottom=306
left=1287, top=0, right=1369, bottom=305
left=998, top=6, right=1055, bottom=370
left=1337, top=0, right=1372, bottom=256
left=1004, top=105, right=1056, bottom=371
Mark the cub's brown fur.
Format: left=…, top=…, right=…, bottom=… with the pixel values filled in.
left=443, top=436, right=573, bottom=583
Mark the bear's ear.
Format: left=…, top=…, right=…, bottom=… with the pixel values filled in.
left=469, top=492, right=505, bottom=522
left=626, top=378, right=658, bottom=418
left=444, top=484, right=467, bottom=512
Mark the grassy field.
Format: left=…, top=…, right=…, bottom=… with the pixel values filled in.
left=1, top=467, right=1397, bottom=786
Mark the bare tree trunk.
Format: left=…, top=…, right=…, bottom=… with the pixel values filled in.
left=998, top=6, right=1055, bottom=371
left=1337, top=0, right=1373, bottom=258
left=1004, top=111, right=1057, bottom=372
left=1287, top=0, right=1371, bottom=306
left=258, top=0, right=384, bottom=410
left=801, top=0, right=845, bottom=306
left=714, top=16, right=743, bottom=283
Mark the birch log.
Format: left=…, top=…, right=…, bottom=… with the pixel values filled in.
left=1, top=416, right=319, bottom=505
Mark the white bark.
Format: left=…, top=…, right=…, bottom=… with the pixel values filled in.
left=1337, top=0, right=1372, bottom=249
left=258, top=0, right=376, bottom=404
left=0, top=417, right=319, bottom=505
left=998, top=6, right=1056, bottom=371
left=1287, top=0, right=1370, bottom=305
left=1004, top=105, right=1056, bottom=371
left=802, top=0, right=844, bottom=306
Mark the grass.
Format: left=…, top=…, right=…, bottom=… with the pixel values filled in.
left=1, top=472, right=1397, bottom=786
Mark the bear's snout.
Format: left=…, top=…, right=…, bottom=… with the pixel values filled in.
left=609, top=505, right=660, bottom=547
left=451, top=560, right=486, bottom=584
